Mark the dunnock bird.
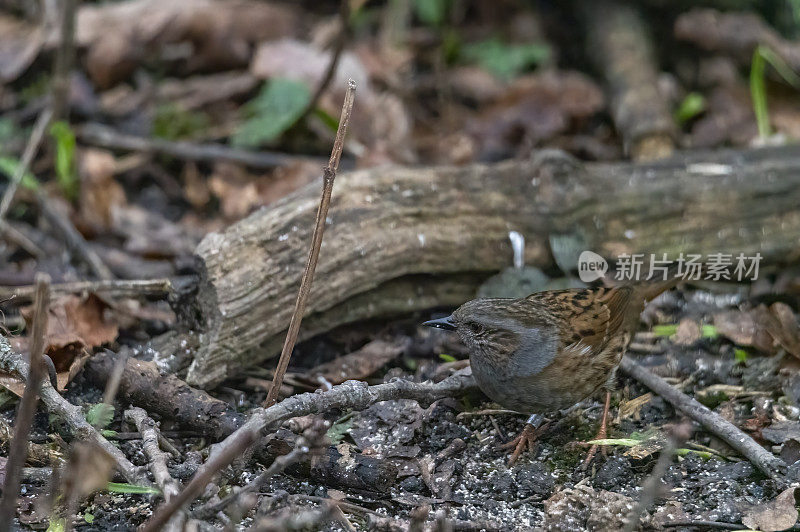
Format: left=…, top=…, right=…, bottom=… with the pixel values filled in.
left=424, top=277, right=679, bottom=464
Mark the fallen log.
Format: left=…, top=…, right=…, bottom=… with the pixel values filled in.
left=180, top=146, right=800, bottom=388
left=582, top=1, right=676, bottom=161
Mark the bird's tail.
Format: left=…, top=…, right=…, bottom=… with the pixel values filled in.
left=634, top=262, right=698, bottom=302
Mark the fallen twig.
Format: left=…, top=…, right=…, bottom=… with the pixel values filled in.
left=84, top=349, right=244, bottom=441
left=0, top=108, right=52, bottom=221
left=78, top=123, right=328, bottom=170
left=620, top=356, right=786, bottom=479
left=0, top=337, right=148, bottom=485
left=0, top=278, right=173, bottom=302
left=37, top=192, right=113, bottom=280
left=0, top=274, right=50, bottom=531
left=193, top=445, right=306, bottom=520
left=297, top=0, right=350, bottom=124
left=124, top=407, right=184, bottom=532
left=622, top=422, right=692, bottom=532
left=264, top=79, right=356, bottom=407
left=141, top=370, right=476, bottom=530
left=51, top=0, right=76, bottom=122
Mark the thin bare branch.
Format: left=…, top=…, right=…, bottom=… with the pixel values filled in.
left=264, top=79, right=357, bottom=407
left=0, top=278, right=174, bottom=302
left=141, top=428, right=259, bottom=532
left=37, top=193, right=114, bottom=280
left=0, top=274, right=50, bottom=531
left=78, top=123, right=328, bottom=169
left=125, top=407, right=184, bottom=532
left=141, top=370, right=475, bottom=530
left=297, top=0, right=350, bottom=124
left=0, top=107, right=53, bottom=221
left=51, top=0, right=77, bottom=122
left=619, top=356, right=786, bottom=480
left=0, top=337, right=148, bottom=485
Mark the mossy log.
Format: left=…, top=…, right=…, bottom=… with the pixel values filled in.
left=183, top=147, right=800, bottom=388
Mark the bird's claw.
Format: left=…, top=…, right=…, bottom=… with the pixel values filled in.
left=500, top=420, right=549, bottom=465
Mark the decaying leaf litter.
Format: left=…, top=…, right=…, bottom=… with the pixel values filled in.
left=0, top=0, right=799, bottom=530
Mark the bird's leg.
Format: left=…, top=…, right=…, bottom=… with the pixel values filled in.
left=500, top=414, right=549, bottom=465
left=581, top=391, right=611, bottom=469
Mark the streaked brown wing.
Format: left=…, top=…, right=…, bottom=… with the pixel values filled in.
left=525, top=286, right=635, bottom=360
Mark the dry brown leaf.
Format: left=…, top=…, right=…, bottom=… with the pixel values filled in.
left=307, top=339, right=407, bottom=386
left=0, top=15, right=43, bottom=82
left=78, top=148, right=127, bottom=232
left=714, top=304, right=800, bottom=358
left=617, top=392, right=652, bottom=421
left=63, top=441, right=116, bottom=500
left=674, top=318, right=702, bottom=346
left=467, top=70, right=604, bottom=160
left=75, top=0, right=299, bottom=88
left=251, top=39, right=372, bottom=101
left=0, top=294, right=119, bottom=395
left=251, top=38, right=415, bottom=165
left=111, top=204, right=200, bottom=257
left=209, top=161, right=321, bottom=221
left=742, top=487, right=798, bottom=532
left=42, top=294, right=119, bottom=357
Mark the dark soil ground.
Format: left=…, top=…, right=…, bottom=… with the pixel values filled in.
left=12, top=284, right=796, bottom=531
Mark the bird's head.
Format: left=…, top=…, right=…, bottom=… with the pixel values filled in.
left=424, top=298, right=544, bottom=364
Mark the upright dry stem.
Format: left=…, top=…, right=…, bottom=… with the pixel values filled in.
left=264, top=79, right=356, bottom=407
left=0, top=274, right=51, bottom=531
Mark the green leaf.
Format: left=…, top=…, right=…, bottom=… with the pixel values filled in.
left=232, top=79, right=311, bottom=147
left=734, top=348, right=749, bottom=363
left=46, top=518, right=66, bottom=532
left=86, top=403, right=114, bottom=430
left=83, top=513, right=94, bottom=524
left=438, top=353, right=457, bottom=362
left=653, top=324, right=678, bottom=337
left=461, top=38, right=550, bottom=81
left=101, top=429, right=119, bottom=439
left=750, top=46, right=770, bottom=139
left=326, top=413, right=354, bottom=444
left=674, top=92, right=706, bottom=124
left=0, top=118, right=18, bottom=143
left=0, top=156, right=40, bottom=191
left=105, top=482, right=161, bottom=495
left=153, top=104, right=210, bottom=141
left=312, top=107, right=339, bottom=133
left=413, top=0, right=449, bottom=26
left=701, top=324, right=718, bottom=339
left=49, top=121, right=78, bottom=201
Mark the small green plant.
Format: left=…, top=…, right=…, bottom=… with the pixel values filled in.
left=326, top=412, right=355, bottom=444
left=0, top=157, right=39, bottom=191
left=85, top=402, right=114, bottom=429
left=45, top=517, right=66, bottom=532
left=734, top=348, right=749, bottom=363
left=231, top=78, right=311, bottom=148
left=152, top=104, right=210, bottom=141
left=674, top=92, right=706, bottom=124
left=749, top=44, right=800, bottom=140
left=105, top=482, right=160, bottom=495
left=461, top=38, right=550, bottom=81
left=49, top=121, right=78, bottom=201
left=438, top=353, right=457, bottom=362
left=413, top=0, right=450, bottom=26
left=653, top=323, right=716, bottom=339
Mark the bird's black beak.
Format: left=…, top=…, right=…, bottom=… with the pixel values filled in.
left=423, top=315, right=457, bottom=331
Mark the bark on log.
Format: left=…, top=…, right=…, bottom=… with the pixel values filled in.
left=184, top=147, right=800, bottom=388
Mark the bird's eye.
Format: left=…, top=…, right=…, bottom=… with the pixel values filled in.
left=469, top=322, right=485, bottom=336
